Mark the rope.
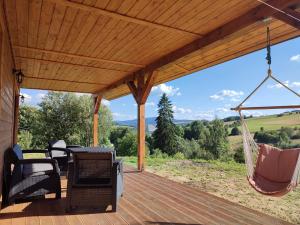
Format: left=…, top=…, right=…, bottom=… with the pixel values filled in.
left=256, top=0, right=300, bottom=23
left=266, top=27, right=271, bottom=69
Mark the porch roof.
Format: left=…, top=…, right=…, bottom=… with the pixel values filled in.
left=5, top=0, right=300, bottom=100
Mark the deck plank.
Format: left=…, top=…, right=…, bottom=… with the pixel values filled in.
left=0, top=169, right=294, bottom=225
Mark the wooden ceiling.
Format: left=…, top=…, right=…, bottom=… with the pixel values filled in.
left=4, top=0, right=300, bottom=100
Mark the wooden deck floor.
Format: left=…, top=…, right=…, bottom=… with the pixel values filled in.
left=0, top=169, right=293, bottom=225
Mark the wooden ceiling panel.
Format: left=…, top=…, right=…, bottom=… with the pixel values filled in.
left=4, top=0, right=300, bottom=98
left=22, top=77, right=105, bottom=93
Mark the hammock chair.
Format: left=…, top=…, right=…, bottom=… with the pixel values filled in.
left=231, top=27, right=300, bottom=197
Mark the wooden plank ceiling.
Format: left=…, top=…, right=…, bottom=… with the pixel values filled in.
left=4, top=0, right=300, bottom=100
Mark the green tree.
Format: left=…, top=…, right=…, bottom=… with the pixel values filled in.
left=116, top=131, right=137, bottom=156
left=18, top=92, right=113, bottom=148
left=19, top=105, right=42, bottom=148
left=205, top=119, right=229, bottom=159
left=38, top=92, right=82, bottom=145
left=110, top=127, right=131, bottom=149
left=152, top=93, right=179, bottom=155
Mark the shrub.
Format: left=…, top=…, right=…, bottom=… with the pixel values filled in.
left=234, top=147, right=245, bottom=163
left=291, top=131, right=300, bottom=139
left=173, top=152, right=185, bottom=160
left=230, top=127, right=241, bottom=136
left=116, top=132, right=137, bottom=156
left=18, top=130, right=33, bottom=149
left=151, top=148, right=168, bottom=158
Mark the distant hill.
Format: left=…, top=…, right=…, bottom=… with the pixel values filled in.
left=115, top=117, right=194, bottom=132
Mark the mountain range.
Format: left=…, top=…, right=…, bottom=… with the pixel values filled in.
left=114, top=117, right=194, bottom=132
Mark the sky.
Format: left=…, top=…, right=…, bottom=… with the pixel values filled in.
left=21, top=37, right=300, bottom=121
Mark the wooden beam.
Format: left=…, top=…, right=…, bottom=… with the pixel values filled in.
left=140, top=71, right=157, bottom=104
left=94, top=0, right=299, bottom=96
left=49, top=0, right=201, bottom=38
left=127, top=81, right=138, bottom=103
left=137, top=103, right=145, bottom=171
left=232, top=105, right=300, bottom=111
left=16, top=56, right=134, bottom=72
left=13, top=88, right=20, bottom=144
left=93, top=96, right=102, bottom=147
left=14, top=46, right=144, bottom=68
left=273, top=8, right=300, bottom=29
left=127, top=72, right=156, bottom=171
left=94, top=96, right=102, bottom=114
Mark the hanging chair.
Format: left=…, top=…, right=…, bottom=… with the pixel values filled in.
left=232, top=27, right=300, bottom=196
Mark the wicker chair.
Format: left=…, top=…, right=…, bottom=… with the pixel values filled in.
left=2, top=144, right=61, bottom=207
left=66, top=152, right=123, bottom=212
left=48, top=140, right=82, bottom=171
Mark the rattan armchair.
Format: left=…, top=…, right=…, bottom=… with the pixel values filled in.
left=48, top=140, right=82, bottom=171
left=66, top=152, right=123, bottom=212
left=2, top=145, right=61, bottom=207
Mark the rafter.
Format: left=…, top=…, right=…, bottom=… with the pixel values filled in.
left=273, top=8, right=300, bottom=29
left=48, top=0, right=201, bottom=38
left=13, top=46, right=144, bottom=68
left=95, top=0, right=300, bottom=96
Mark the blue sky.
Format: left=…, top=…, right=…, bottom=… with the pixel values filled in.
left=21, top=37, right=300, bottom=121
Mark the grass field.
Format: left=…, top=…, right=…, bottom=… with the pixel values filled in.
left=228, top=112, right=300, bottom=151
left=235, top=113, right=300, bottom=133
left=123, top=156, right=300, bottom=224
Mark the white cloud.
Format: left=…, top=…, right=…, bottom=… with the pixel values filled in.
left=267, top=80, right=289, bottom=89
left=210, top=90, right=244, bottom=101
left=102, top=99, right=110, bottom=106
left=216, top=107, right=229, bottom=113
left=267, top=81, right=300, bottom=89
left=291, top=82, right=300, bottom=87
left=146, top=101, right=155, bottom=107
left=112, top=112, right=134, bottom=120
left=152, top=83, right=181, bottom=97
left=194, top=111, right=215, bottom=120
left=290, top=54, right=300, bottom=62
left=172, top=105, right=192, bottom=114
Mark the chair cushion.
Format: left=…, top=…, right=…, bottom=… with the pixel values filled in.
left=13, top=144, right=23, bottom=160
left=23, top=163, right=54, bottom=177
left=49, top=140, right=67, bottom=157
left=256, top=144, right=300, bottom=183
left=49, top=140, right=67, bottom=148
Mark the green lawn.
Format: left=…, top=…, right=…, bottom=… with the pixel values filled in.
left=241, top=113, right=300, bottom=133
left=123, top=156, right=300, bottom=224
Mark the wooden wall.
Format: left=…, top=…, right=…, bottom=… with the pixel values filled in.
left=0, top=0, right=16, bottom=200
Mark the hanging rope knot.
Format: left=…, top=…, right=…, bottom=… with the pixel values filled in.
left=266, top=27, right=271, bottom=66
left=267, top=68, right=272, bottom=77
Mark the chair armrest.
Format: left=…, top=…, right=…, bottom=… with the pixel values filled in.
left=113, top=159, right=123, bottom=175
left=66, top=145, right=82, bottom=148
left=22, top=149, right=50, bottom=157
left=17, top=158, right=60, bottom=174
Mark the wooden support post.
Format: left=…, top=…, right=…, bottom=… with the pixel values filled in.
left=93, top=96, right=102, bottom=147
left=137, top=103, right=145, bottom=171
left=13, top=89, right=20, bottom=144
left=127, top=71, right=157, bottom=171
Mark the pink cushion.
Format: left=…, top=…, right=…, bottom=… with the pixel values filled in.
left=255, top=144, right=300, bottom=183
left=249, top=144, right=300, bottom=196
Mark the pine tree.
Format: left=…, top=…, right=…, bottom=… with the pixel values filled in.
left=152, top=93, right=178, bottom=155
